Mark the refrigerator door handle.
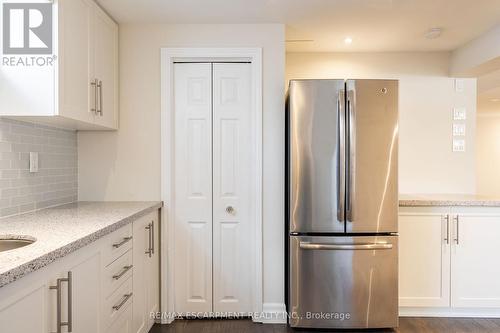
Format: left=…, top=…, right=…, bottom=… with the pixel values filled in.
left=337, top=90, right=346, bottom=222
left=299, top=242, right=393, bottom=251
left=346, top=90, right=355, bottom=222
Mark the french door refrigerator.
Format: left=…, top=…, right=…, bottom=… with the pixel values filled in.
left=286, top=79, right=399, bottom=329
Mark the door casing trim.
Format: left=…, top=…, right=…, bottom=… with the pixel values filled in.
left=160, top=48, right=263, bottom=323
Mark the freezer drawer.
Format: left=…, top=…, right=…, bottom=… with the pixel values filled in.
left=289, top=235, right=398, bottom=329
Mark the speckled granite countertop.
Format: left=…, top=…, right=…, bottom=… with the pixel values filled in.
left=0, top=201, right=162, bottom=288
left=399, top=194, right=500, bottom=207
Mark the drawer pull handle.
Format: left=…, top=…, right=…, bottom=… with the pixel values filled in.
left=112, top=236, right=132, bottom=249
left=145, top=223, right=153, bottom=257
left=299, top=242, right=393, bottom=250
left=112, top=265, right=133, bottom=280
left=49, top=271, right=73, bottom=333
left=112, top=293, right=133, bottom=311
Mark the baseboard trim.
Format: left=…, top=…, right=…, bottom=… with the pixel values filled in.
left=253, top=303, right=287, bottom=324
left=400, top=307, right=500, bottom=318
left=160, top=317, right=175, bottom=325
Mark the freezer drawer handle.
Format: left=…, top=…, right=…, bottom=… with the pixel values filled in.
left=299, top=242, right=393, bottom=250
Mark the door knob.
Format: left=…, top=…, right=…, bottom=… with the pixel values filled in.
left=226, top=206, right=235, bottom=214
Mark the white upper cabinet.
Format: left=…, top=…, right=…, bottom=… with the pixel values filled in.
left=58, top=0, right=94, bottom=125
left=92, top=4, right=119, bottom=129
left=0, top=0, right=118, bottom=130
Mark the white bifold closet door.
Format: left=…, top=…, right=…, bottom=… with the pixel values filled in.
left=174, top=62, right=252, bottom=315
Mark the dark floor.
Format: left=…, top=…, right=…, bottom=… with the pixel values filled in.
left=149, top=318, right=500, bottom=333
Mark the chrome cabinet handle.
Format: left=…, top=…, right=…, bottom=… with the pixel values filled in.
left=97, top=80, right=103, bottom=116
left=453, top=215, right=460, bottom=245
left=90, top=79, right=98, bottom=114
left=145, top=223, right=152, bottom=257
left=112, top=236, right=132, bottom=249
left=112, top=265, right=133, bottom=280
left=443, top=214, right=450, bottom=244
left=50, top=271, right=72, bottom=333
left=226, top=206, right=235, bottom=214
left=299, top=242, right=393, bottom=250
left=112, top=293, right=133, bottom=311
left=151, top=221, right=155, bottom=255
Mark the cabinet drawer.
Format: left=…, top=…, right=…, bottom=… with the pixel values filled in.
left=107, top=302, right=133, bottom=333
left=103, top=224, right=133, bottom=266
left=103, top=277, right=133, bottom=328
left=103, top=250, right=133, bottom=297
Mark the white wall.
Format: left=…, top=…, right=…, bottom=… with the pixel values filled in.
left=477, top=114, right=500, bottom=195
left=286, top=52, right=477, bottom=194
left=78, top=24, right=285, bottom=311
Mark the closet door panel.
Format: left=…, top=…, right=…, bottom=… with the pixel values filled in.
left=174, top=63, right=213, bottom=314
left=212, top=63, right=253, bottom=313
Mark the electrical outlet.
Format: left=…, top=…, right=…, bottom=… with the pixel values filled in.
left=453, top=107, right=466, bottom=120
left=453, top=123, right=466, bottom=136
left=452, top=139, right=466, bottom=152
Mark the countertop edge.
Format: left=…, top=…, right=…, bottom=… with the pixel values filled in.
left=0, top=202, right=163, bottom=288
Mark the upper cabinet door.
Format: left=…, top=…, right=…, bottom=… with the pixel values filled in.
left=0, top=0, right=118, bottom=130
left=92, top=4, right=119, bottom=129
left=58, top=0, right=94, bottom=124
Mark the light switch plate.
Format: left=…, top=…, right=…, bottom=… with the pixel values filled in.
left=29, top=152, right=38, bottom=173
left=453, top=139, right=466, bottom=152
left=453, top=107, right=466, bottom=120
left=455, top=79, right=465, bottom=93
left=453, top=123, right=466, bottom=136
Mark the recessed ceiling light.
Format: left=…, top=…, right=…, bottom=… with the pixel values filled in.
left=425, top=28, right=442, bottom=39
left=344, top=37, right=353, bottom=45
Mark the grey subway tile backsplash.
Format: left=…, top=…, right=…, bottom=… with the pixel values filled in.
left=0, top=118, right=77, bottom=217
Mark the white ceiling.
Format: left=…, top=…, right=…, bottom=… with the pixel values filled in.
left=97, top=0, right=500, bottom=52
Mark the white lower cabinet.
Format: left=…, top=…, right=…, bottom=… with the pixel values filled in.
left=451, top=211, right=500, bottom=308
left=399, top=206, right=500, bottom=315
left=48, top=252, right=101, bottom=333
left=133, top=211, right=160, bottom=333
left=108, top=304, right=133, bottom=333
left=399, top=207, right=450, bottom=307
left=0, top=209, right=161, bottom=332
left=0, top=284, right=47, bottom=333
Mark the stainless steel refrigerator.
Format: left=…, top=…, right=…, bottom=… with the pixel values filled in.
left=286, top=79, right=399, bottom=329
